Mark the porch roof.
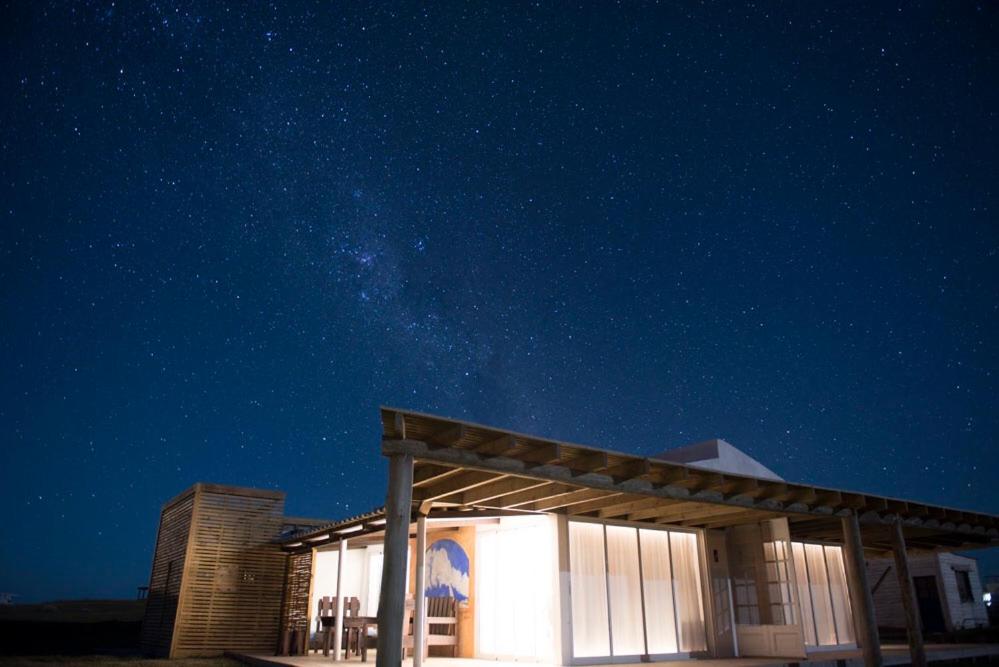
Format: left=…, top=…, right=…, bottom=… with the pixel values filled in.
left=377, top=407, right=998, bottom=555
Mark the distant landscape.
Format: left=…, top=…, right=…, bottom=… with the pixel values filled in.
left=0, top=600, right=145, bottom=657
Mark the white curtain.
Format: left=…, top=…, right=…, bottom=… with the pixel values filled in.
left=605, top=526, right=645, bottom=656
left=569, top=521, right=610, bottom=657
left=804, top=543, right=836, bottom=645
left=791, top=543, right=817, bottom=646
left=639, top=529, right=678, bottom=655
left=823, top=545, right=855, bottom=644
left=669, top=531, right=706, bottom=652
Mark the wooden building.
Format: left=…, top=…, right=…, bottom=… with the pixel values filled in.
left=141, top=408, right=998, bottom=666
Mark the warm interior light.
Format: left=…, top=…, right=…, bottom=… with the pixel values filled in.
left=336, top=524, right=363, bottom=534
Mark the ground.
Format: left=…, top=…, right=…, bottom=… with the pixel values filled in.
left=0, top=658, right=240, bottom=667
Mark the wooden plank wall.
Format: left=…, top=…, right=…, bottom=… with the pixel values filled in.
left=140, top=488, right=196, bottom=656
left=936, top=553, right=988, bottom=630
left=166, top=484, right=288, bottom=657
left=868, top=553, right=987, bottom=631
left=280, top=549, right=314, bottom=636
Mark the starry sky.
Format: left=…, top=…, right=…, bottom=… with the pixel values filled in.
left=2, top=2, right=997, bottom=603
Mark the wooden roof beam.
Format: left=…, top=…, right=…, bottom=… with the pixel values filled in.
left=459, top=476, right=551, bottom=506
left=415, top=470, right=505, bottom=502
left=567, top=450, right=610, bottom=476
left=533, top=488, right=617, bottom=512
left=653, top=503, right=753, bottom=525
left=595, top=496, right=662, bottom=519
left=520, top=442, right=563, bottom=468
left=474, top=434, right=518, bottom=458
left=413, top=464, right=463, bottom=487
left=491, top=483, right=576, bottom=509
left=427, top=423, right=467, bottom=450
left=604, top=459, right=653, bottom=484
left=679, top=508, right=767, bottom=527
left=559, top=492, right=644, bottom=516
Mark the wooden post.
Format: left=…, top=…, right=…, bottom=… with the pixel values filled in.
left=414, top=514, right=428, bottom=667
left=333, top=538, right=348, bottom=661
left=890, top=519, right=926, bottom=667
left=841, top=514, right=883, bottom=667
left=376, top=453, right=414, bottom=667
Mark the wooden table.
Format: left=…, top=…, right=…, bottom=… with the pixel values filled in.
left=343, top=616, right=377, bottom=662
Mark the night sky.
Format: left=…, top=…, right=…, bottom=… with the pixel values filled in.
left=2, top=2, right=997, bottom=603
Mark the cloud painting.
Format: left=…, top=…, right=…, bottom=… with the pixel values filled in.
left=425, top=539, right=470, bottom=601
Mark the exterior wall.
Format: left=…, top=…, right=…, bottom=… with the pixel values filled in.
left=140, top=483, right=288, bottom=657
left=867, top=552, right=987, bottom=632
left=935, top=553, right=988, bottom=630
left=279, top=549, right=314, bottom=649
left=140, top=487, right=196, bottom=656
left=409, top=525, right=477, bottom=657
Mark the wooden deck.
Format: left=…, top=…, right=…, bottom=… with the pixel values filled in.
left=233, top=643, right=999, bottom=667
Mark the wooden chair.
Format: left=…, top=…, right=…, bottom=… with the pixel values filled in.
left=402, top=596, right=460, bottom=658
left=316, top=596, right=360, bottom=657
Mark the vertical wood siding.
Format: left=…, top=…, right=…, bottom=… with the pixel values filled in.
left=140, top=489, right=196, bottom=656
left=141, top=484, right=288, bottom=657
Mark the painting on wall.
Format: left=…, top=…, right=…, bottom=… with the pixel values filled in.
left=425, top=538, right=470, bottom=601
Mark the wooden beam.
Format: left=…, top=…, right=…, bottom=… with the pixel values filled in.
left=413, top=465, right=461, bottom=487
left=558, top=492, right=647, bottom=516
left=375, top=453, right=413, bottom=667
left=890, top=520, right=926, bottom=667
left=595, top=496, right=662, bottom=519
left=490, top=483, right=577, bottom=509
left=842, top=513, right=883, bottom=667
left=520, top=442, right=562, bottom=468
left=427, top=423, right=466, bottom=449
left=416, top=470, right=504, bottom=502
left=604, top=459, right=653, bottom=483
left=532, top=488, right=615, bottom=512
left=566, top=450, right=609, bottom=476
left=459, top=477, right=551, bottom=505
left=474, top=434, right=518, bottom=458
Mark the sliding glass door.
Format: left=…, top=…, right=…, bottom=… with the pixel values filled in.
left=568, top=520, right=707, bottom=660
left=790, top=542, right=855, bottom=648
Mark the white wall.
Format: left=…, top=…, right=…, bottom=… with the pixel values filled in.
left=308, top=545, right=384, bottom=635
left=867, top=553, right=987, bottom=631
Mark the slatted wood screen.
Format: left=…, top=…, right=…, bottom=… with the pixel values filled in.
left=140, top=487, right=195, bottom=656
left=140, top=483, right=289, bottom=657
left=280, top=549, right=314, bottom=635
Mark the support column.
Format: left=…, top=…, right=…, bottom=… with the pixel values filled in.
left=376, top=453, right=415, bottom=667
left=841, top=513, right=883, bottom=667
left=890, top=519, right=926, bottom=667
left=413, top=514, right=428, bottom=667
left=333, top=538, right=348, bottom=661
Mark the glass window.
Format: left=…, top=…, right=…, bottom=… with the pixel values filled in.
left=639, top=529, right=678, bottom=654
left=568, top=521, right=610, bottom=657
left=956, top=570, right=974, bottom=603
left=606, top=526, right=645, bottom=656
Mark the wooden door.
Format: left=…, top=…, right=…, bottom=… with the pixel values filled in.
left=913, top=575, right=946, bottom=633
left=706, top=530, right=736, bottom=657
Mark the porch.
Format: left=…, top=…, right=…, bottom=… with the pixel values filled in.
left=236, top=643, right=999, bottom=667
left=276, top=409, right=999, bottom=667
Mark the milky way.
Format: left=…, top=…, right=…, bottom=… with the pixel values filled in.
left=1, top=2, right=997, bottom=601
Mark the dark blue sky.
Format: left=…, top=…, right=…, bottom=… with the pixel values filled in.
left=2, top=2, right=997, bottom=602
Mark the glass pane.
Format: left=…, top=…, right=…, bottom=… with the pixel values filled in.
left=669, top=531, right=706, bottom=652
left=569, top=522, right=610, bottom=657
left=805, top=543, right=836, bottom=645
left=639, top=529, right=678, bottom=654
left=792, top=543, right=817, bottom=646
left=824, top=545, right=855, bottom=644
left=606, top=526, right=645, bottom=656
